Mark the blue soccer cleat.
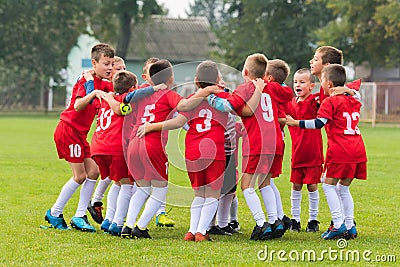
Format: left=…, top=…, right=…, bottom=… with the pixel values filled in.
left=323, top=223, right=346, bottom=240
left=345, top=225, right=358, bottom=240
left=101, top=219, right=111, bottom=232
left=108, top=222, right=122, bottom=236
left=321, top=221, right=334, bottom=238
left=45, top=209, right=70, bottom=230
left=70, top=215, right=96, bottom=232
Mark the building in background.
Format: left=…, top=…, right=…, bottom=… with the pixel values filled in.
left=125, top=15, right=220, bottom=95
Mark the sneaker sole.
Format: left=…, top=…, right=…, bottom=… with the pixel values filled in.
left=70, top=224, right=95, bottom=232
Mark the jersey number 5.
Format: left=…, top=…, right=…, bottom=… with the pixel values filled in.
left=141, top=104, right=156, bottom=123
left=196, top=109, right=212, bottom=132
left=343, top=112, right=361, bottom=135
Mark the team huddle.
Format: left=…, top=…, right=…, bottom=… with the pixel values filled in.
left=44, top=43, right=367, bottom=242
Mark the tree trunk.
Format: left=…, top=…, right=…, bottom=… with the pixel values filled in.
left=116, top=13, right=133, bottom=59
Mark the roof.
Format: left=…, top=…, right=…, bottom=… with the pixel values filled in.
left=126, top=15, right=220, bottom=62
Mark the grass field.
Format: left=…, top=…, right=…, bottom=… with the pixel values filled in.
left=0, top=114, right=399, bottom=266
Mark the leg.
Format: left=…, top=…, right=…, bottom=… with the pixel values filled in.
left=290, top=183, right=302, bottom=231
left=306, top=183, right=320, bottom=232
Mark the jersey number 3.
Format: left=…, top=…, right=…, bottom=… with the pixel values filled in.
left=196, top=109, right=212, bottom=132
left=343, top=112, right=360, bottom=135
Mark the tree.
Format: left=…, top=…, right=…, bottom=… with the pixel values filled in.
left=0, top=0, right=96, bottom=109
left=215, top=0, right=333, bottom=72
left=186, top=0, right=234, bottom=29
left=90, top=0, right=165, bottom=59
left=315, top=0, right=400, bottom=67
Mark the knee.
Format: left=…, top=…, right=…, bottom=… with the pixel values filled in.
left=292, top=184, right=302, bottom=191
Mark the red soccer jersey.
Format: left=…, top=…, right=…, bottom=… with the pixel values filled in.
left=318, top=95, right=367, bottom=164
left=286, top=94, right=324, bottom=168
left=180, top=93, right=229, bottom=161
left=130, top=89, right=183, bottom=148
left=91, top=94, right=127, bottom=156
left=227, top=81, right=292, bottom=156
left=60, top=76, right=113, bottom=135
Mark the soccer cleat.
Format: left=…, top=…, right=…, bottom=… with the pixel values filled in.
left=290, top=219, right=301, bottom=232
left=323, top=223, right=347, bottom=240
left=155, top=212, right=175, bottom=227
left=121, top=225, right=133, bottom=239
left=131, top=226, right=152, bottom=239
left=220, top=225, right=241, bottom=234
left=100, top=219, right=111, bottom=232
left=108, top=222, right=122, bottom=236
left=271, top=219, right=285, bottom=238
left=281, top=215, right=292, bottom=233
left=321, top=221, right=334, bottom=238
left=306, top=220, right=320, bottom=232
left=250, top=222, right=272, bottom=240
left=70, top=215, right=96, bottom=232
left=183, top=232, right=195, bottom=241
left=208, top=225, right=232, bottom=235
left=345, top=225, right=358, bottom=240
left=195, top=232, right=212, bottom=242
left=45, top=209, right=70, bottom=230
left=228, top=220, right=240, bottom=231
left=87, top=202, right=104, bottom=224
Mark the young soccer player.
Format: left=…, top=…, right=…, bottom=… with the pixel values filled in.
left=208, top=54, right=293, bottom=240
left=240, top=58, right=293, bottom=233
left=91, top=70, right=166, bottom=235
left=120, top=59, right=210, bottom=239
left=140, top=57, right=176, bottom=227
left=286, top=64, right=367, bottom=240
left=285, top=68, right=324, bottom=232
left=88, top=55, right=127, bottom=224
left=45, top=43, right=115, bottom=231
left=310, top=46, right=360, bottom=102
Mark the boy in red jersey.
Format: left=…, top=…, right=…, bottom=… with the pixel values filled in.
left=285, top=68, right=324, bottom=232
left=120, top=60, right=209, bottom=239
left=309, top=46, right=360, bottom=103
left=45, top=43, right=115, bottom=231
left=208, top=54, right=293, bottom=240
left=286, top=64, right=367, bottom=240
left=88, top=55, right=127, bottom=224
left=91, top=70, right=165, bottom=235
left=252, top=59, right=293, bottom=232
left=135, top=60, right=245, bottom=241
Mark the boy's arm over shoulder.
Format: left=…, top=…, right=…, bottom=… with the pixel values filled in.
left=270, top=82, right=293, bottom=103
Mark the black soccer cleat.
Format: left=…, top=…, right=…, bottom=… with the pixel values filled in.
left=250, top=222, right=272, bottom=240
left=208, top=225, right=232, bottom=236
left=87, top=202, right=104, bottom=224
left=132, top=226, right=152, bottom=239
left=290, top=219, right=301, bottom=232
left=281, top=215, right=292, bottom=233
left=306, top=220, right=320, bottom=232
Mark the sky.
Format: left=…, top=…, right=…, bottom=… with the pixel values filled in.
left=157, top=0, right=194, bottom=18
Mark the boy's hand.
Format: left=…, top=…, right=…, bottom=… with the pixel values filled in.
left=252, top=78, right=265, bottom=92
left=93, top=89, right=106, bottom=99
left=285, top=115, right=297, bottom=126
left=83, top=70, right=94, bottom=81
left=137, top=122, right=152, bottom=138
left=331, top=86, right=354, bottom=96
left=153, top=83, right=167, bottom=91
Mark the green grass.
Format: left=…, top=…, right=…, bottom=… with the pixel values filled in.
left=0, top=115, right=399, bottom=266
